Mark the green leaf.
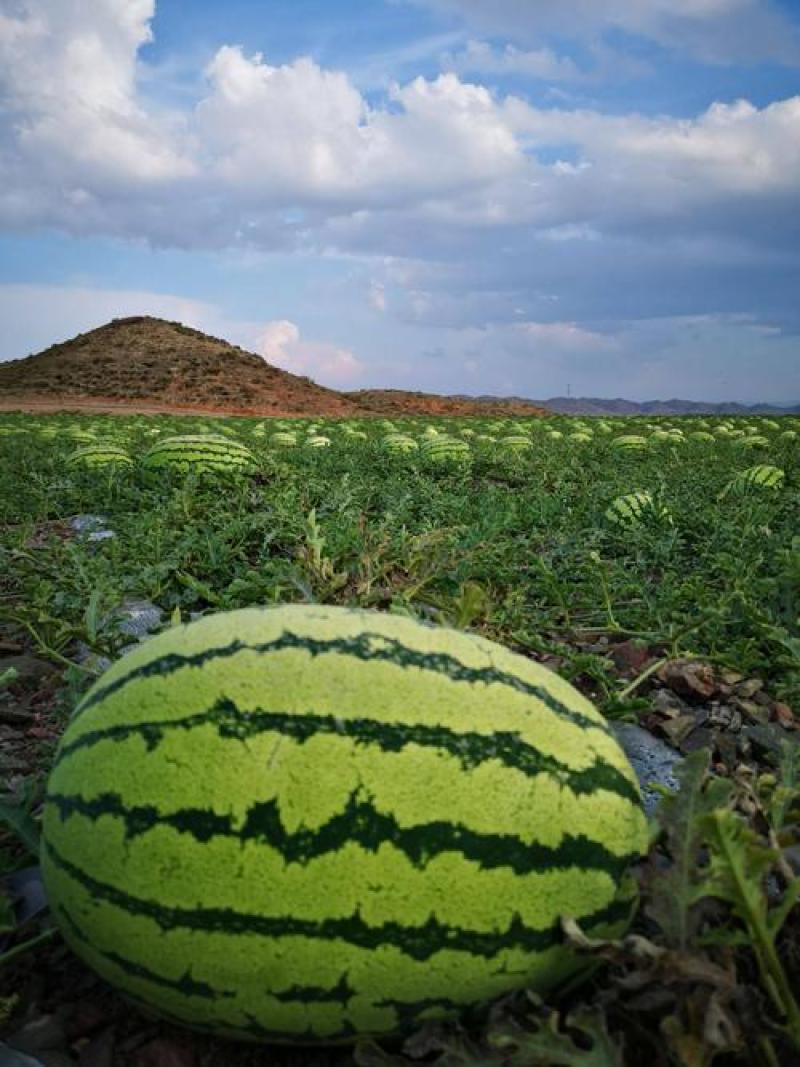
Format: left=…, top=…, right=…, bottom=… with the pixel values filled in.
left=694, top=809, right=774, bottom=923
left=454, top=582, right=490, bottom=630
left=488, top=1009, right=623, bottom=1067
left=647, top=749, right=731, bottom=950
left=0, top=784, right=40, bottom=858
left=0, top=668, right=18, bottom=691
left=83, top=587, right=103, bottom=644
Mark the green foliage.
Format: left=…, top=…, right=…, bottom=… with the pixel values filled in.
left=0, top=779, right=40, bottom=858
left=1, top=409, right=799, bottom=1057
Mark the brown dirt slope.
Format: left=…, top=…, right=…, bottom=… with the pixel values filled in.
left=0, top=317, right=548, bottom=417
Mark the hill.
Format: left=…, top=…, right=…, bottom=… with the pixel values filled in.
left=532, top=396, right=800, bottom=416
left=0, top=317, right=548, bottom=418
left=343, top=388, right=548, bottom=418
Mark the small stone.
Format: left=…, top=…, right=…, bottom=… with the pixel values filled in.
left=740, top=724, right=786, bottom=764
left=609, top=723, right=683, bottom=816
left=708, top=705, right=742, bottom=733
left=734, top=678, right=764, bottom=700
left=659, top=714, right=697, bottom=746
left=773, top=702, right=796, bottom=729
left=610, top=640, right=652, bottom=675
left=731, top=698, right=770, bottom=725
left=719, top=669, right=744, bottom=690
left=652, top=688, right=689, bottom=717
left=113, top=600, right=163, bottom=641
left=68, top=515, right=110, bottom=535
left=72, top=645, right=112, bottom=675
left=681, top=727, right=714, bottom=754
left=657, top=660, right=719, bottom=702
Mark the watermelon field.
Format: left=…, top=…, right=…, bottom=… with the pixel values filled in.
left=1, top=410, right=799, bottom=1067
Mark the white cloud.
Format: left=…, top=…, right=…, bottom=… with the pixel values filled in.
left=2, top=0, right=798, bottom=254
left=413, top=0, right=800, bottom=64
left=1, top=1, right=799, bottom=405
left=0, top=283, right=228, bottom=363
left=368, top=282, right=387, bottom=312
left=442, top=39, right=582, bottom=81
left=0, top=0, right=192, bottom=187
left=256, top=318, right=365, bottom=385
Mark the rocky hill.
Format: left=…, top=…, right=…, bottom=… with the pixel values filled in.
left=0, top=317, right=548, bottom=418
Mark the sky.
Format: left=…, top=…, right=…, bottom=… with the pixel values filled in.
left=1, top=0, right=799, bottom=403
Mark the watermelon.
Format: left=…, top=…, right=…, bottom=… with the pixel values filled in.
left=66, top=444, right=134, bottom=470
left=382, top=434, right=418, bottom=455
left=498, top=435, right=532, bottom=453
left=610, top=435, right=647, bottom=453
left=41, top=606, right=646, bottom=1044
left=734, top=436, right=769, bottom=450
left=605, top=491, right=669, bottom=528
left=728, top=465, right=785, bottom=493
left=142, top=435, right=256, bottom=475
left=420, top=436, right=471, bottom=465
left=271, top=432, right=298, bottom=448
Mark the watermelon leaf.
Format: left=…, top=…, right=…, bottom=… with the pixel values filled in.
left=645, top=749, right=732, bottom=950
left=695, top=808, right=800, bottom=1047
left=487, top=1008, right=623, bottom=1067
left=0, top=781, right=40, bottom=858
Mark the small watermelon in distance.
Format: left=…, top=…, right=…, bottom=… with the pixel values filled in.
left=41, top=606, right=647, bottom=1044
left=66, top=444, right=133, bottom=470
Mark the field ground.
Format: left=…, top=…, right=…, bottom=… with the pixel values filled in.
left=1, top=411, right=799, bottom=1066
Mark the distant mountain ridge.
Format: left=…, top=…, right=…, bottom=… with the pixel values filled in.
left=467, top=396, right=800, bottom=416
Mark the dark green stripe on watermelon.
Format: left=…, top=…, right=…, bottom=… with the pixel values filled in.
left=43, top=837, right=635, bottom=960
left=58, top=697, right=639, bottom=807
left=45, top=788, right=639, bottom=877
left=71, top=632, right=608, bottom=734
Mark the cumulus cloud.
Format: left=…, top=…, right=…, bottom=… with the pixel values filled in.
left=1, top=1, right=799, bottom=401
left=2, top=0, right=799, bottom=257
left=0, top=0, right=191, bottom=187
left=256, top=319, right=364, bottom=385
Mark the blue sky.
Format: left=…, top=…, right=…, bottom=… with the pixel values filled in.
left=1, top=0, right=799, bottom=401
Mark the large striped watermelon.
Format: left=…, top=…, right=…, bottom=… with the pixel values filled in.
left=41, top=606, right=647, bottom=1044
left=142, top=434, right=256, bottom=475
